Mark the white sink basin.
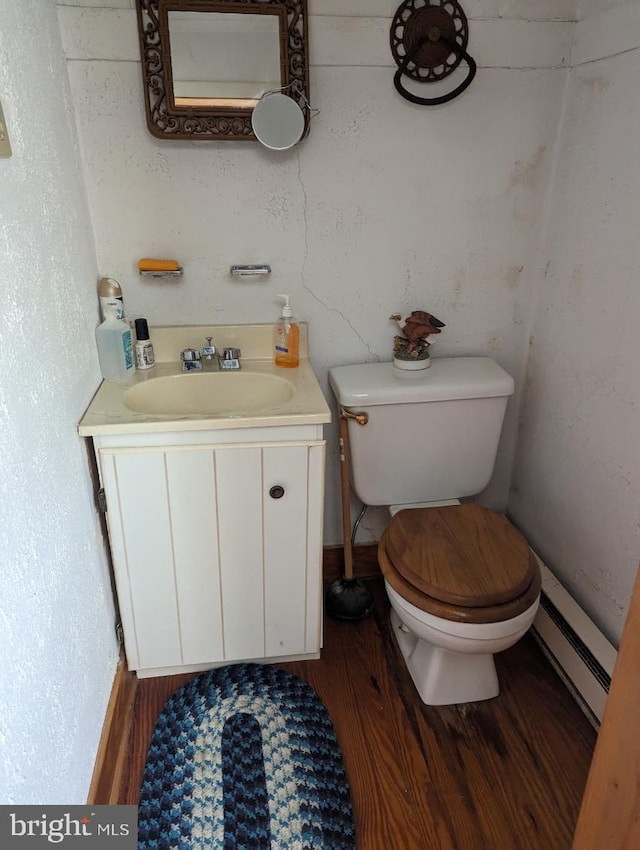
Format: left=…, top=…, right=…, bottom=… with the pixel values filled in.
left=123, top=371, right=296, bottom=416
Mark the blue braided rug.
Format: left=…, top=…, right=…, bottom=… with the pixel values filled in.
left=139, top=663, right=356, bottom=849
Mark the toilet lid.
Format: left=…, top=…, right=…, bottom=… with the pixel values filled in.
left=384, top=505, right=536, bottom=607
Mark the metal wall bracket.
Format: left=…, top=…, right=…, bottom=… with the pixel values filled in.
left=230, top=265, right=272, bottom=277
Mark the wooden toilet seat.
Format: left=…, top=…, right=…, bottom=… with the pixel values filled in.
left=378, top=504, right=541, bottom=624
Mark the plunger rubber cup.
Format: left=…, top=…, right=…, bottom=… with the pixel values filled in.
left=325, top=578, right=374, bottom=620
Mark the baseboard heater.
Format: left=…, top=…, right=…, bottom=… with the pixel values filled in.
left=531, top=555, right=617, bottom=726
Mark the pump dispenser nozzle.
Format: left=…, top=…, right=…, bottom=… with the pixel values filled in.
left=277, top=294, right=293, bottom=317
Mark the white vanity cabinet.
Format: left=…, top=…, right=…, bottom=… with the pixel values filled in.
left=94, top=425, right=326, bottom=677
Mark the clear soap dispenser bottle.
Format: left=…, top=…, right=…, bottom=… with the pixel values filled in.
left=274, top=294, right=299, bottom=368
left=95, top=303, right=135, bottom=382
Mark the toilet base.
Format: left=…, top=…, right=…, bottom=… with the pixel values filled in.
left=389, top=608, right=500, bottom=705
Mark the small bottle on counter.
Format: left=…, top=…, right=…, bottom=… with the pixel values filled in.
left=95, top=303, right=135, bottom=382
left=134, top=318, right=155, bottom=370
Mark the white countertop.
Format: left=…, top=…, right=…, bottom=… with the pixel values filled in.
left=78, top=324, right=332, bottom=437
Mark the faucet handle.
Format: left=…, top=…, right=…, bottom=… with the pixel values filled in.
left=220, top=347, right=241, bottom=370
left=181, top=348, right=201, bottom=361
left=181, top=348, right=202, bottom=371
left=202, top=336, right=216, bottom=359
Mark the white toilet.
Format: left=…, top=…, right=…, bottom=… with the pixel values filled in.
left=328, top=357, right=541, bottom=706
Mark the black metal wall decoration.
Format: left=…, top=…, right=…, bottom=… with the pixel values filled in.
left=390, top=0, right=476, bottom=106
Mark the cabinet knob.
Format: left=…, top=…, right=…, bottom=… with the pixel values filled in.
left=269, top=485, right=285, bottom=499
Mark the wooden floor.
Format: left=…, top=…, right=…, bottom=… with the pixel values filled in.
left=119, top=578, right=596, bottom=849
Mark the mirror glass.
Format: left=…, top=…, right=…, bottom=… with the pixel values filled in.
left=168, top=12, right=281, bottom=108
left=251, top=93, right=305, bottom=150
left=136, top=0, right=310, bottom=142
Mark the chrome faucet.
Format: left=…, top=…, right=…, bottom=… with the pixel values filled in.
left=181, top=340, right=239, bottom=371
left=181, top=338, right=216, bottom=372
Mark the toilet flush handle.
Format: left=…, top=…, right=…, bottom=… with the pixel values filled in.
left=340, top=407, right=369, bottom=426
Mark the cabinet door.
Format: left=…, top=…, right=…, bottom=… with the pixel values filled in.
left=263, top=444, right=324, bottom=656
left=99, top=448, right=223, bottom=671
left=216, top=441, right=324, bottom=660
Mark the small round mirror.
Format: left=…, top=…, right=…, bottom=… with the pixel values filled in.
left=251, top=93, right=305, bottom=151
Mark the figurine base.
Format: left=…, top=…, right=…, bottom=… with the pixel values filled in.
left=393, top=356, right=431, bottom=371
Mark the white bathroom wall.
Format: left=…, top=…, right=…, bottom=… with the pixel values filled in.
left=57, top=0, right=573, bottom=545
left=509, top=3, right=640, bottom=646
left=578, top=0, right=626, bottom=21
left=0, top=0, right=118, bottom=803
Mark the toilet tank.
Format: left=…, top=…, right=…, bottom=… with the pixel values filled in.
left=328, top=357, right=514, bottom=506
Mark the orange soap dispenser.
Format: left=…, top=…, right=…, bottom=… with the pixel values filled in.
left=274, top=294, right=299, bottom=368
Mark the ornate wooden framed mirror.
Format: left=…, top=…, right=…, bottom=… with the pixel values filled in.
left=135, top=0, right=310, bottom=141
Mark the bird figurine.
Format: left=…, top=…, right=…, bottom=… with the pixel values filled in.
left=390, top=310, right=446, bottom=362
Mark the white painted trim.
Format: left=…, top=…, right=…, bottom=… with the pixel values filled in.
left=536, top=556, right=617, bottom=671
left=532, top=556, right=617, bottom=723
left=135, top=651, right=321, bottom=679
